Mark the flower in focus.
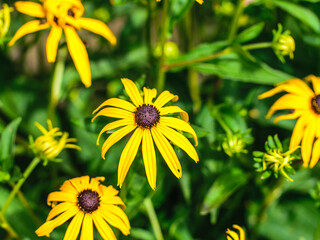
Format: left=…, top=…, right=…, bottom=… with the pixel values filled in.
left=35, top=176, right=130, bottom=239
left=0, top=4, right=13, bottom=41
left=8, top=0, right=116, bottom=87
left=156, top=0, right=204, bottom=4
left=30, top=119, right=80, bottom=162
left=253, top=135, right=300, bottom=182
left=92, top=78, right=199, bottom=190
left=272, top=24, right=295, bottom=63
left=226, top=225, right=245, bottom=240
left=258, top=76, right=320, bottom=168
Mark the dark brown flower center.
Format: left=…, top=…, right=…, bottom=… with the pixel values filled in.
left=135, top=104, right=160, bottom=128
left=312, top=95, right=320, bottom=114
left=77, top=189, right=100, bottom=213
left=68, top=9, right=75, bottom=17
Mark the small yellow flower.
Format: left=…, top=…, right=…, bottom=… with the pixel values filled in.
left=92, top=78, right=199, bottom=190
left=258, top=76, right=320, bottom=168
left=32, top=120, right=80, bottom=160
left=35, top=176, right=130, bottom=240
left=0, top=4, right=13, bottom=39
left=156, top=0, right=203, bottom=4
left=272, top=24, right=295, bottom=63
left=226, top=225, right=245, bottom=240
left=9, top=0, right=116, bottom=87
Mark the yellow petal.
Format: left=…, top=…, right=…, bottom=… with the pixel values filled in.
left=64, top=26, right=91, bottom=88
left=232, top=225, right=245, bottom=240
left=160, top=117, right=198, bottom=146
left=226, top=229, right=239, bottom=240
left=118, top=128, right=143, bottom=188
left=101, top=196, right=124, bottom=206
left=46, top=26, right=62, bottom=63
left=47, top=192, right=77, bottom=206
left=92, top=212, right=116, bottom=240
left=317, top=117, right=320, bottom=138
left=301, top=115, right=316, bottom=167
left=143, top=87, right=157, bottom=105
left=142, top=129, right=157, bottom=190
left=196, top=0, right=204, bottom=3
left=80, top=214, right=93, bottom=240
left=47, top=202, right=74, bottom=221
left=159, top=106, right=189, bottom=122
left=310, top=138, right=320, bottom=168
left=100, top=185, right=119, bottom=197
left=273, top=110, right=302, bottom=124
left=151, top=127, right=182, bottom=178
left=8, top=20, right=50, bottom=46
left=35, top=206, right=79, bottom=237
left=308, top=75, right=320, bottom=95
left=78, top=18, right=116, bottom=46
left=154, top=90, right=178, bottom=109
left=266, top=94, right=309, bottom=119
left=63, top=211, right=84, bottom=240
left=15, top=1, right=45, bottom=18
left=157, top=123, right=199, bottom=162
left=121, top=78, right=143, bottom=107
left=96, top=119, right=134, bottom=145
left=101, top=124, right=136, bottom=159
left=92, top=107, right=135, bottom=122
left=92, top=98, right=136, bottom=114
left=290, top=114, right=308, bottom=149
left=99, top=205, right=130, bottom=235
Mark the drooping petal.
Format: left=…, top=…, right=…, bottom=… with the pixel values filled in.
left=196, top=0, right=204, bottom=4
left=80, top=214, right=93, bottom=240
left=121, top=78, right=143, bottom=107
left=226, top=229, right=240, bottom=240
left=96, top=118, right=134, bottom=145
left=159, top=106, right=189, bottom=122
left=232, top=225, right=245, bottom=240
left=63, top=211, right=84, bottom=240
left=99, top=205, right=130, bottom=235
left=143, top=87, right=157, bottom=105
left=92, top=107, right=135, bottom=122
left=92, top=98, right=136, bottom=114
left=157, top=123, right=199, bottom=162
left=92, top=212, right=117, bottom=240
left=47, top=202, right=74, bottom=221
left=290, top=114, right=308, bottom=149
left=118, top=128, right=143, bottom=188
left=78, top=18, right=116, bottom=45
left=64, top=26, right=91, bottom=88
left=301, top=115, right=316, bottom=167
left=273, top=110, right=302, bottom=124
left=151, top=127, right=182, bottom=178
left=35, top=206, right=79, bottom=237
left=101, top=124, right=136, bottom=159
left=46, top=26, right=62, bottom=63
left=154, top=90, right=178, bottom=109
left=310, top=138, right=320, bottom=168
left=47, top=192, right=77, bottom=206
left=15, top=1, right=45, bottom=18
left=8, top=20, right=50, bottom=46
left=308, top=75, right=320, bottom=95
left=160, top=117, right=198, bottom=146
left=266, top=94, right=309, bottom=119
left=142, top=129, right=157, bottom=190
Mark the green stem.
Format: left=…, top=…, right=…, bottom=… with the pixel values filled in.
left=156, top=0, right=169, bottom=92
left=314, top=217, right=320, bottom=240
left=2, top=157, right=41, bottom=215
left=0, top=211, right=20, bottom=239
left=48, top=48, right=67, bottom=120
left=227, top=0, right=244, bottom=42
left=243, top=42, right=273, bottom=50
left=144, top=197, right=164, bottom=240
left=212, top=107, right=232, bottom=135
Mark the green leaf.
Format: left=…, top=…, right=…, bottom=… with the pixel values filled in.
left=0, top=117, right=22, bottom=172
left=194, top=53, right=293, bottom=84
left=273, top=0, right=320, bottom=33
left=200, top=168, right=248, bottom=215
left=170, top=0, right=194, bottom=33
left=235, top=22, right=265, bottom=43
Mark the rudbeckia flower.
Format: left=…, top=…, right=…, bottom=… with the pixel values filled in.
left=35, top=176, right=130, bottom=240
left=92, top=78, right=199, bottom=190
left=258, top=76, right=320, bottom=168
left=226, top=225, right=245, bottom=240
left=8, top=0, right=116, bottom=87
left=156, top=0, right=203, bottom=4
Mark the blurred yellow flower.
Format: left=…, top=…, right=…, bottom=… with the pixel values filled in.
left=32, top=119, right=80, bottom=160
left=272, top=24, right=295, bottom=63
left=0, top=4, right=13, bottom=39
left=258, top=76, right=320, bottom=168
left=156, top=0, right=203, bottom=4
left=226, top=225, right=245, bottom=240
left=36, top=176, right=130, bottom=240
left=92, top=78, right=199, bottom=190
left=8, top=0, right=116, bottom=87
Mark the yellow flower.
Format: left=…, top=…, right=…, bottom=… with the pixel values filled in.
left=32, top=119, right=80, bottom=160
left=258, top=76, right=320, bottom=168
left=35, top=176, right=130, bottom=240
left=156, top=0, right=203, bottom=4
left=92, top=78, right=199, bottom=190
left=226, top=225, right=245, bottom=240
left=8, top=0, right=116, bottom=87
left=0, top=4, right=13, bottom=39
left=272, top=24, right=295, bottom=63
